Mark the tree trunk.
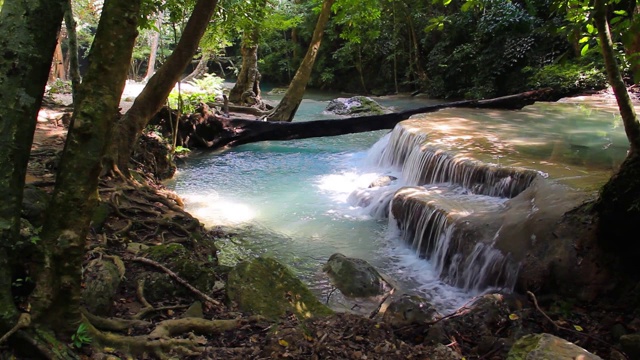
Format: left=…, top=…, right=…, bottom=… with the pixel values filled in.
left=182, top=89, right=557, bottom=151
left=30, top=0, right=141, bottom=335
left=64, top=0, right=82, bottom=100
left=267, top=0, right=336, bottom=122
left=229, top=30, right=261, bottom=105
left=144, top=13, right=163, bottom=81
left=50, top=34, right=66, bottom=81
left=0, top=0, right=66, bottom=333
left=112, top=0, right=219, bottom=173
left=182, top=50, right=211, bottom=83
left=593, top=0, right=640, bottom=270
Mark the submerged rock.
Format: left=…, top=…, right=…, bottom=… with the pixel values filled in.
left=382, top=294, right=438, bottom=327
left=227, top=256, right=333, bottom=319
left=507, top=333, right=602, bottom=359
left=323, top=253, right=389, bottom=297
left=368, top=175, right=398, bottom=188
left=325, top=96, right=389, bottom=116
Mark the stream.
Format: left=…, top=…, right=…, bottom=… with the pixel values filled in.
left=168, top=92, right=632, bottom=313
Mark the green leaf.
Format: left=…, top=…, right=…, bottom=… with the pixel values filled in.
left=579, top=36, right=590, bottom=43
left=586, top=24, right=595, bottom=34
left=613, top=10, right=627, bottom=16
left=581, top=44, right=589, bottom=56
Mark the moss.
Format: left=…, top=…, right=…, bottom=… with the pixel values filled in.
left=90, top=201, right=112, bottom=232
left=142, top=243, right=187, bottom=263
left=507, top=334, right=540, bottom=360
left=227, top=257, right=333, bottom=320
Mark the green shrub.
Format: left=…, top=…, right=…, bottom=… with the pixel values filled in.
left=525, top=62, right=607, bottom=96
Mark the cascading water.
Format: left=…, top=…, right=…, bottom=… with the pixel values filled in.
left=170, top=94, right=632, bottom=313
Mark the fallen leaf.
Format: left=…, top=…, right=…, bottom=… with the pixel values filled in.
left=279, top=339, right=289, bottom=347
left=508, top=313, right=519, bottom=320
left=574, top=325, right=584, bottom=332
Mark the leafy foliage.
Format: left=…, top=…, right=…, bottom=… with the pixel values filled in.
left=525, top=61, right=607, bottom=95
left=71, top=323, right=92, bottom=348
left=167, top=74, right=224, bottom=113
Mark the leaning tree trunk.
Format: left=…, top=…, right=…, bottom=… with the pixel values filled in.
left=112, top=0, right=219, bottom=174
left=144, top=13, right=163, bottom=81
left=593, top=0, right=640, bottom=270
left=29, top=0, right=141, bottom=336
left=229, top=30, right=261, bottom=105
left=64, top=0, right=82, bottom=100
left=0, top=0, right=66, bottom=333
left=182, top=50, right=212, bottom=83
left=267, top=0, right=336, bottom=122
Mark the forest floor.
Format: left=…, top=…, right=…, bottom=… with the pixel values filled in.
left=21, top=88, right=639, bottom=359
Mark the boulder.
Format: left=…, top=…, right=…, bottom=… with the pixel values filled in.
left=227, top=256, right=333, bottom=320
left=82, top=258, right=122, bottom=316
left=21, top=186, right=50, bottom=227
left=325, top=96, right=389, bottom=117
left=507, top=333, right=602, bottom=360
left=323, top=253, right=389, bottom=297
left=382, top=294, right=438, bottom=327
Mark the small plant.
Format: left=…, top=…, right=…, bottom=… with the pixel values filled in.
left=174, top=145, right=191, bottom=155
left=47, top=79, right=72, bottom=95
left=71, top=323, right=92, bottom=348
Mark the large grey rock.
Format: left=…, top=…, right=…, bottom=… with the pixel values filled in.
left=382, top=294, right=438, bottom=327
left=507, top=333, right=602, bottom=360
left=323, top=253, right=388, bottom=297
left=368, top=175, right=397, bottom=188
left=325, top=96, right=389, bottom=116
left=227, top=256, right=333, bottom=320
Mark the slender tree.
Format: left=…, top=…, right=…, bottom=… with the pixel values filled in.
left=0, top=0, right=66, bottom=333
left=112, top=0, right=219, bottom=173
left=229, top=28, right=262, bottom=104
left=64, top=0, right=82, bottom=100
left=144, top=13, right=164, bottom=81
left=267, top=0, right=336, bottom=122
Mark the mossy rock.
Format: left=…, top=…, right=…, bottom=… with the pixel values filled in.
left=507, top=333, right=602, bottom=360
left=323, top=253, right=388, bottom=298
left=227, top=257, right=333, bottom=320
left=21, top=185, right=50, bottom=227
left=91, top=201, right=112, bottom=232
left=382, top=294, right=438, bottom=327
left=139, top=243, right=219, bottom=302
left=82, top=259, right=122, bottom=316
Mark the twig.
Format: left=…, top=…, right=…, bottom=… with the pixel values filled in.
left=132, top=256, right=222, bottom=307
left=368, top=288, right=395, bottom=319
left=0, top=313, right=31, bottom=344
left=527, top=291, right=629, bottom=359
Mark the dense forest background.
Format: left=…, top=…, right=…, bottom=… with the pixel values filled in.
left=56, top=0, right=638, bottom=100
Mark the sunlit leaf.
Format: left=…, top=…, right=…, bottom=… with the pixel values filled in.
left=279, top=339, right=289, bottom=347
left=586, top=24, right=595, bottom=34
left=581, top=44, right=590, bottom=56
left=579, top=36, right=590, bottom=43
left=509, top=313, right=519, bottom=320
left=613, top=10, right=627, bottom=16
left=574, top=325, right=584, bottom=331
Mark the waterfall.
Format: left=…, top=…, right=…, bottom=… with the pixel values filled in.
left=352, top=123, right=535, bottom=292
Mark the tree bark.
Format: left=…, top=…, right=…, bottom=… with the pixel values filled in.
left=182, top=50, right=211, bottom=83
left=267, top=0, right=336, bottom=122
left=229, top=30, right=261, bottom=104
left=64, top=0, right=82, bottom=100
left=184, top=89, right=556, bottom=151
left=50, top=34, right=66, bottom=81
left=594, top=0, right=640, bottom=270
left=112, top=0, right=219, bottom=173
left=144, top=13, right=163, bottom=81
left=30, top=0, right=141, bottom=335
left=0, top=0, right=66, bottom=333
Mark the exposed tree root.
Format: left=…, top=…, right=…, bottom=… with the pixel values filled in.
left=81, top=308, right=151, bottom=332
left=131, top=256, right=222, bottom=306
left=0, top=313, right=31, bottom=344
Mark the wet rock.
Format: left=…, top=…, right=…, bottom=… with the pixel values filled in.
left=325, top=96, right=389, bottom=116
left=323, top=253, right=388, bottom=297
left=507, top=333, right=602, bottom=359
left=382, top=294, right=438, bottom=327
left=268, top=87, right=287, bottom=95
left=82, top=258, right=122, bottom=316
left=368, top=175, right=397, bottom=188
left=227, top=256, right=333, bottom=320
left=620, top=333, right=640, bottom=359
left=21, top=186, right=49, bottom=227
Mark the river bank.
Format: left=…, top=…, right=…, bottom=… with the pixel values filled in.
left=21, top=90, right=639, bottom=359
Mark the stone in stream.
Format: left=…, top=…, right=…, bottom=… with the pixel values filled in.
left=368, top=175, right=397, bottom=188
left=325, top=96, right=390, bottom=116
left=507, top=333, right=602, bottom=360
left=323, top=253, right=389, bottom=298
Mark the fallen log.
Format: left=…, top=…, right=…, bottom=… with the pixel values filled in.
left=153, top=88, right=558, bottom=152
